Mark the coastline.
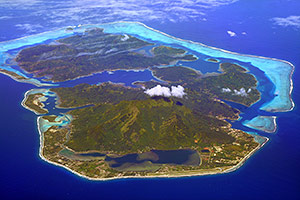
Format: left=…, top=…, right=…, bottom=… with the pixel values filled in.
left=97, top=21, right=295, bottom=113
left=36, top=114, right=268, bottom=181
left=0, top=69, right=54, bottom=87
left=0, top=21, right=291, bottom=181
left=0, top=21, right=294, bottom=112
left=21, top=89, right=47, bottom=115
left=222, top=136, right=269, bottom=174
left=142, top=21, right=294, bottom=113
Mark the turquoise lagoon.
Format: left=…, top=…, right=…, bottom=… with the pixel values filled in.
left=243, top=116, right=277, bottom=133
left=0, top=22, right=295, bottom=174
left=0, top=22, right=294, bottom=113
left=38, top=114, right=72, bottom=134
left=96, top=22, right=294, bottom=113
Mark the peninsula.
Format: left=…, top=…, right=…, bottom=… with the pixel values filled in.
left=14, top=27, right=265, bottom=179
left=0, top=22, right=291, bottom=180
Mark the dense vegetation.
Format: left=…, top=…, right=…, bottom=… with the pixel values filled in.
left=67, top=98, right=234, bottom=154
left=52, top=81, right=239, bottom=120
left=179, top=88, right=240, bottom=120
left=150, top=63, right=260, bottom=106
left=195, top=63, right=260, bottom=106
left=17, top=28, right=262, bottom=176
left=49, top=79, right=242, bottom=155
left=49, top=62, right=259, bottom=156
left=152, top=46, right=186, bottom=56
left=51, top=83, right=147, bottom=108
left=151, top=66, right=201, bottom=83
left=16, top=29, right=197, bottom=82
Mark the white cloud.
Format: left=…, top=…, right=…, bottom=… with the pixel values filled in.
left=222, top=88, right=231, bottom=92
left=145, top=85, right=186, bottom=98
left=233, top=88, right=247, bottom=96
left=227, top=30, right=237, bottom=37
left=145, top=85, right=171, bottom=97
left=0, top=0, right=240, bottom=35
left=271, top=15, right=300, bottom=28
left=171, top=85, right=186, bottom=98
left=222, top=87, right=252, bottom=96
left=0, top=0, right=42, bottom=7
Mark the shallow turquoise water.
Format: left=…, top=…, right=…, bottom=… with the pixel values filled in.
left=243, top=116, right=277, bottom=133
left=1, top=22, right=293, bottom=113
left=0, top=21, right=292, bottom=168
left=0, top=0, right=299, bottom=199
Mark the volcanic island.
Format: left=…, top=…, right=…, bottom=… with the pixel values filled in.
left=1, top=23, right=286, bottom=180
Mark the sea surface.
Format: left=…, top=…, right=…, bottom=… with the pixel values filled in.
left=0, top=0, right=300, bottom=199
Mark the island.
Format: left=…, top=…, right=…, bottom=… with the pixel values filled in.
left=39, top=76, right=261, bottom=179
left=16, top=28, right=197, bottom=82
left=206, top=58, right=220, bottom=63
left=0, top=22, right=293, bottom=180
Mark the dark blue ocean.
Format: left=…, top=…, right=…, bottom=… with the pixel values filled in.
left=1, top=0, right=300, bottom=199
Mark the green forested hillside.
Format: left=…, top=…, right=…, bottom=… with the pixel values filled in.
left=67, top=98, right=234, bottom=154
left=16, top=29, right=197, bottom=82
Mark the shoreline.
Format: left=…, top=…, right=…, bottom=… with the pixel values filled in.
left=1, top=21, right=290, bottom=181
left=36, top=114, right=268, bottom=181
left=142, top=22, right=294, bottom=113
left=0, top=70, right=53, bottom=87
left=97, top=21, right=295, bottom=113
left=223, top=136, right=269, bottom=174
left=21, top=89, right=48, bottom=115
left=37, top=56, right=191, bottom=84
left=0, top=21, right=294, bottom=112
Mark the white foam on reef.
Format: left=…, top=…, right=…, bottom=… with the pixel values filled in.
left=0, top=28, right=78, bottom=52
left=0, top=21, right=294, bottom=180
left=92, top=21, right=294, bottom=113
left=243, top=116, right=277, bottom=133
left=0, top=21, right=294, bottom=112
left=0, top=28, right=74, bottom=87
